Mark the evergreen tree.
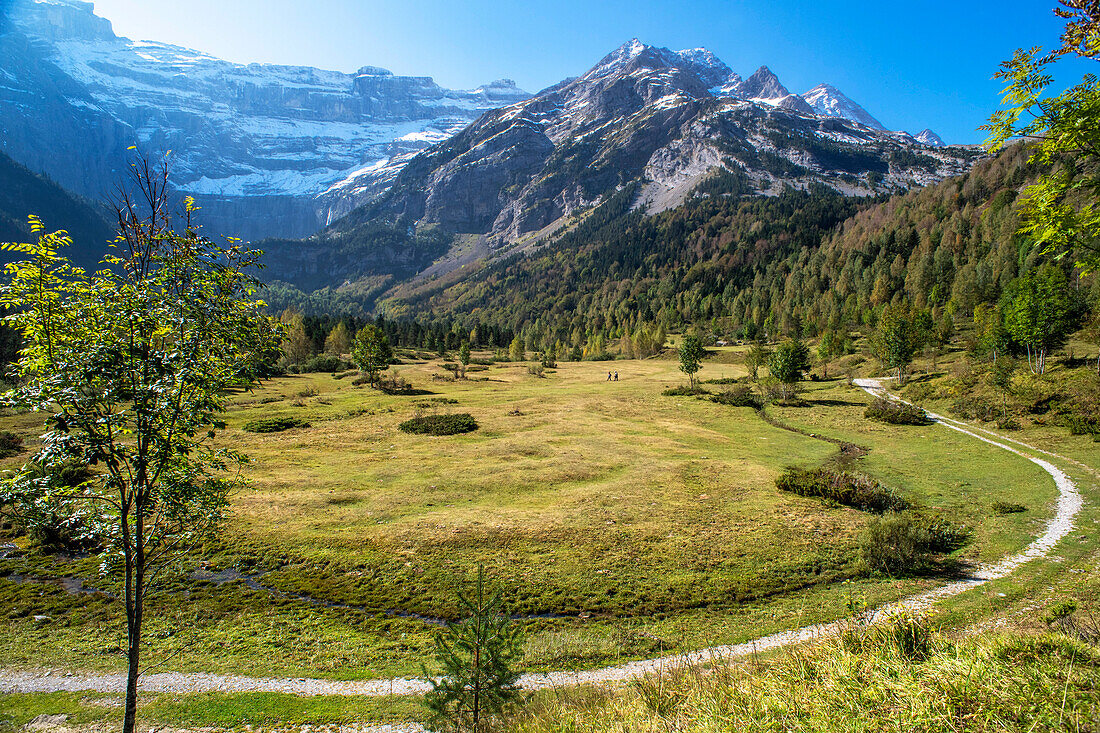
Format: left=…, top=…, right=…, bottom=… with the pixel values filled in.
left=423, top=566, right=523, bottom=732
left=280, top=309, right=313, bottom=368
left=745, top=341, right=772, bottom=382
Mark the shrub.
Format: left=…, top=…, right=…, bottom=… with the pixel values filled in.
left=950, top=396, right=999, bottom=422
left=301, top=354, right=344, bottom=373
left=776, top=467, right=908, bottom=513
left=332, top=369, right=359, bottom=380
left=860, top=510, right=970, bottom=576
left=378, top=376, right=429, bottom=395
left=704, top=377, right=741, bottom=385
left=0, top=431, right=24, bottom=458
left=992, top=500, right=1027, bottom=515
left=528, top=364, right=546, bottom=378
left=996, top=417, right=1022, bottom=430
left=662, top=385, right=709, bottom=396
left=1058, top=413, right=1100, bottom=437
left=242, top=417, right=311, bottom=433
left=864, top=397, right=932, bottom=425
left=399, top=413, right=478, bottom=435
left=711, top=386, right=760, bottom=408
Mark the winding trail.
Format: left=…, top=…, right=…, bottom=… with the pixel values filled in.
left=0, top=378, right=1086, bottom=697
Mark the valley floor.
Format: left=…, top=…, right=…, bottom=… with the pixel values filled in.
left=1, top=350, right=1098, bottom=729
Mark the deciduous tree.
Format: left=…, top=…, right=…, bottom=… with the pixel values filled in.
left=351, top=324, right=392, bottom=386
left=985, top=1, right=1100, bottom=271
left=678, top=334, right=705, bottom=388
left=0, top=157, right=277, bottom=733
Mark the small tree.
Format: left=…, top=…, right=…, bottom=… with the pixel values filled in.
left=768, top=338, right=811, bottom=400
left=324, top=321, right=352, bottom=356
left=0, top=158, right=277, bottom=733
left=874, top=303, right=918, bottom=382
left=678, top=334, right=705, bottom=388
left=280, top=309, right=313, bottom=369
left=745, top=340, right=771, bottom=382
left=1001, top=264, right=1084, bottom=374
left=974, top=302, right=1011, bottom=363
left=423, top=566, right=523, bottom=732
left=458, top=341, right=471, bottom=379
left=508, top=335, right=525, bottom=363
left=351, top=325, right=392, bottom=386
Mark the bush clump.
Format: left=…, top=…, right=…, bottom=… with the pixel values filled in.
left=776, top=467, right=908, bottom=513
left=301, top=354, right=345, bottom=373
left=864, top=397, right=933, bottom=425
left=398, top=413, right=478, bottom=436
left=242, top=417, right=311, bottom=433
left=991, top=500, right=1027, bottom=515
left=662, top=385, right=709, bottom=396
left=860, top=510, right=971, bottom=576
left=0, top=431, right=24, bottom=458
left=711, top=386, right=760, bottom=408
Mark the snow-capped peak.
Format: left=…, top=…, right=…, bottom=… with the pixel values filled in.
left=915, top=128, right=945, bottom=147
left=801, top=83, right=885, bottom=131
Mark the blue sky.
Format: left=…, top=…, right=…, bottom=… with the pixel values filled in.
left=90, top=0, right=1091, bottom=144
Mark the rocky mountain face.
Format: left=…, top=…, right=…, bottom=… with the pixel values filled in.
left=313, top=38, right=971, bottom=287
left=0, top=0, right=529, bottom=240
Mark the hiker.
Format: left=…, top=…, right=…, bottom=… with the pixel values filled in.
left=607, top=371, right=612, bottom=381
left=614, top=371, right=619, bottom=381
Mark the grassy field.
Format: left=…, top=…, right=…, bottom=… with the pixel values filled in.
left=0, top=348, right=1075, bottom=685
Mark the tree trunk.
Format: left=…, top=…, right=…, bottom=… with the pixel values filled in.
left=123, top=511, right=145, bottom=733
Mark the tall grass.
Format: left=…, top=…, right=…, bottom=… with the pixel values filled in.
left=505, top=623, right=1100, bottom=732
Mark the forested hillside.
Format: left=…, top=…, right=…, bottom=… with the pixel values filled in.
left=0, top=151, right=114, bottom=267
left=364, top=144, right=1052, bottom=354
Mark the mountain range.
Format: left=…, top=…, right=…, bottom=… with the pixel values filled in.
left=0, top=0, right=529, bottom=240
left=2, top=0, right=960, bottom=251
left=257, top=39, right=977, bottom=304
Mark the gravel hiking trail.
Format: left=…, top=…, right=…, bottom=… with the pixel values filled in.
left=0, top=378, right=1086, bottom=697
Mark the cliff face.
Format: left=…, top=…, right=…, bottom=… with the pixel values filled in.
left=0, top=0, right=530, bottom=240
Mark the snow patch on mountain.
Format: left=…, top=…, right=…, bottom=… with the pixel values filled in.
left=915, top=128, right=946, bottom=147
left=801, top=83, right=886, bottom=130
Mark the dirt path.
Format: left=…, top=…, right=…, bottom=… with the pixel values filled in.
left=0, top=377, right=1085, bottom=696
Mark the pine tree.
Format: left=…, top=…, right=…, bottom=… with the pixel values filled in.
left=423, top=566, right=523, bottom=732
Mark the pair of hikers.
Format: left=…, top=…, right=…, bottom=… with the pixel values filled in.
left=606, top=371, right=618, bottom=381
